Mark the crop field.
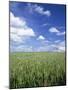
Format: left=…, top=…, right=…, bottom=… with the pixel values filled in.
left=10, top=52, right=66, bottom=89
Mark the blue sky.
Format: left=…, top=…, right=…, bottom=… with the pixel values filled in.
left=10, top=1, right=66, bottom=52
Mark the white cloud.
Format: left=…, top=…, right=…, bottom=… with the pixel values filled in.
left=58, top=46, right=65, bottom=51
left=49, top=27, right=59, bottom=33
left=49, top=27, right=65, bottom=36
left=56, top=31, right=65, bottom=36
left=10, top=33, right=22, bottom=42
left=36, top=40, right=65, bottom=52
left=34, top=4, right=51, bottom=16
left=43, top=10, right=51, bottom=16
left=37, top=35, right=45, bottom=40
left=10, top=12, right=26, bottom=27
left=51, top=41, right=65, bottom=52
left=10, top=12, right=35, bottom=43
left=42, top=23, right=50, bottom=27
left=10, top=12, right=65, bottom=52
left=27, top=3, right=33, bottom=13
left=15, top=45, right=33, bottom=52
left=54, top=40, right=61, bottom=43
left=27, top=3, right=51, bottom=16
left=11, top=27, right=35, bottom=37
left=59, top=41, right=65, bottom=47
left=17, top=28, right=35, bottom=36
left=36, top=45, right=52, bottom=52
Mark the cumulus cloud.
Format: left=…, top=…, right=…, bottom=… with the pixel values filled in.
left=11, top=27, right=35, bottom=37
left=56, top=31, right=65, bottom=36
left=10, top=12, right=65, bottom=52
left=49, top=27, right=65, bottom=36
left=58, top=46, right=65, bottom=51
left=36, top=40, right=65, bottom=52
left=27, top=3, right=51, bottom=16
left=51, top=41, right=65, bottom=52
left=37, top=35, right=45, bottom=40
left=49, top=27, right=59, bottom=33
left=10, top=12, right=26, bottom=27
left=10, top=33, right=22, bottom=42
left=34, top=4, right=51, bottom=16
left=10, top=12, right=35, bottom=43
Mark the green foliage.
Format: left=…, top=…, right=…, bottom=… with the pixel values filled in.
left=10, top=52, right=66, bottom=89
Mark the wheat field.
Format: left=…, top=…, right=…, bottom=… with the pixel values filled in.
left=10, top=52, right=66, bottom=89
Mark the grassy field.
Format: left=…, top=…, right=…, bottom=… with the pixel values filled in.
left=10, top=52, right=66, bottom=89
